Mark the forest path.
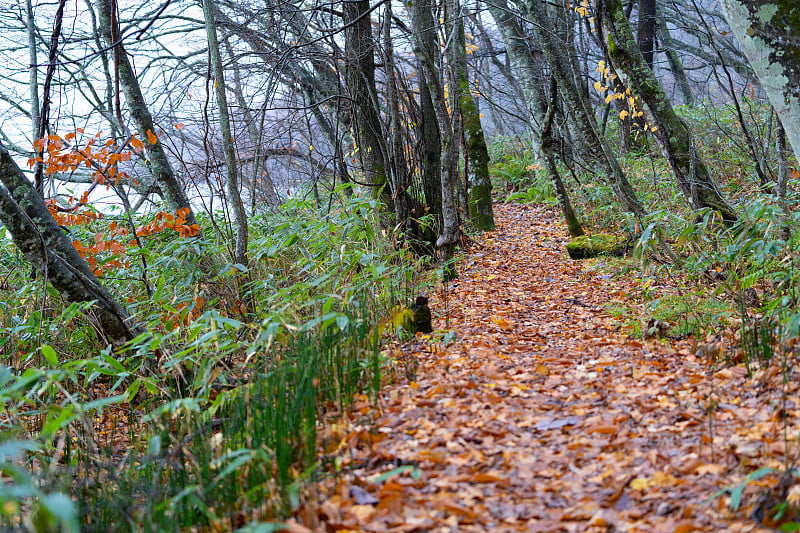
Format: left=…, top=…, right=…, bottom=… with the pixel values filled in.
left=319, top=203, right=780, bottom=532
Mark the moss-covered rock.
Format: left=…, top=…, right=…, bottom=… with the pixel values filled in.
left=566, top=233, right=627, bottom=260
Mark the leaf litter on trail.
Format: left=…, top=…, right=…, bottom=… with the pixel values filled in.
left=310, top=203, right=800, bottom=532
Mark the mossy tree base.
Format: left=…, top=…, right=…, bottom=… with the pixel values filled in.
left=566, top=234, right=627, bottom=260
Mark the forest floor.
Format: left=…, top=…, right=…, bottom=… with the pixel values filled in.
left=312, top=203, right=798, bottom=533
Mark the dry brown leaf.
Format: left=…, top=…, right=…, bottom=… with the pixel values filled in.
left=471, top=472, right=502, bottom=483
left=282, top=519, right=312, bottom=533
left=312, top=204, right=782, bottom=533
left=586, top=424, right=618, bottom=435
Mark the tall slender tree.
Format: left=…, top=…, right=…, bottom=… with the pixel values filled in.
left=637, top=0, right=657, bottom=69
left=486, top=2, right=584, bottom=236
left=451, top=0, right=495, bottom=231
left=521, top=0, right=647, bottom=217
left=383, top=0, right=415, bottom=238
left=409, top=0, right=461, bottom=278
left=201, top=0, right=248, bottom=266
left=656, top=10, right=694, bottom=107
left=598, top=0, right=738, bottom=222
left=344, top=0, right=394, bottom=212
left=419, top=66, right=443, bottom=230
left=96, top=0, right=202, bottom=233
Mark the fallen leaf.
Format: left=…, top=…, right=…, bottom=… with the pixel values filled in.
left=534, top=416, right=581, bottom=431
left=282, top=519, right=312, bottom=533
left=349, top=485, right=378, bottom=505
left=471, top=472, right=502, bottom=483
left=586, top=424, right=618, bottom=435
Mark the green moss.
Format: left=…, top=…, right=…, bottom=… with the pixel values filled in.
left=468, top=184, right=495, bottom=231
left=566, top=233, right=627, bottom=259
left=459, top=77, right=495, bottom=231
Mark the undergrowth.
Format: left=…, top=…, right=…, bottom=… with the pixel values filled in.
left=0, top=193, right=422, bottom=531
left=489, top=103, right=800, bottom=369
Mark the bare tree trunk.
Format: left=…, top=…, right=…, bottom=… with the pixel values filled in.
left=485, top=0, right=547, bottom=121
left=0, top=143, right=142, bottom=346
left=542, top=78, right=584, bottom=237
left=599, top=0, right=737, bottom=222
left=384, top=1, right=415, bottom=238
left=419, top=68, right=443, bottom=228
left=33, top=0, right=67, bottom=196
left=84, top=0, right=124, bottom=140
left=718, top=0, right=800, bottom=166
left=487, top=1, right=585, bottom=235
left=656, top=11, right=694, bottom=107
left=637, top=0, right=656, bottom=69
left=25, top=0, right=39, bottom=147
left=469, top=11, right=529, bottom=123
left=522, top=0, right=647, bottom=217
left=610, top=60, right=633, bottom=153
left=777, top=118, right=789, bottom=203
left=409, top=0, right=460, bottom=279
left=202, top=0, right=247, bottom=266
left=96, top=0, right=202, bottom=234
left=343, top=0, right=394, bottom=212
left=776, top=116, right=791, bottom=240
left=452, top=0, right=495, bottom=231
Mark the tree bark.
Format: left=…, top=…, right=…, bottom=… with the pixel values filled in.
left=776, top=115, right=791, bottom=239
left=419, top=68, right=443, bottom=228
left=542, top=78, right=585, bottom=237
left=343, top=0, right=394, bottom=212
left=0, top=143, right=142, bottom=346
left=487, top=2, right=585, bottom=236
left=718, top=0, right=800, bottom=166
left=609, top=60, right=634, bottom=153
left=84, top=0, right=124, bottom=140
left=202, top=0, right=248, bottom=266
left=522, top=0, right=647, bottom=217
left=33, top=0, right=68, bottom=195
left=599, top=0, right=737, bottom=222
left=469, top=12, right=529, bottom=125
left=384, top=1, right=417, bottom=240
left=409, top=0, right=460, bottom=279
left=25, top=0, right=40, bottom=148
left=96, top=0, right=202, bottom=234
left=452, top=0, right=495, bottom=231
left=777, top=117, right=789, bottom=203
left=486, top=0, right=548, bottom=122
left=656, top=12, right=694, bottom=107
left=637, top=0, right=657, bottom=69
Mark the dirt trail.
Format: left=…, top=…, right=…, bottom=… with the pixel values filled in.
left=319, top=203, right=789, bottom=532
